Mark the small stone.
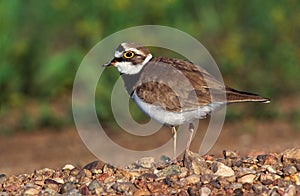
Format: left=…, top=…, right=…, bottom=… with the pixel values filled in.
left=155, top=165, right=181, bottom=177
left=183, top=150, right=211, bottom=175
left=200, top=174, right=212, bottom=184
left=252, top=183, right=267, bottom=194
left=44, top=183, right=59, bottom=192
left=263, top=165, right=277, bottom=174
left=269, top=188, right=280, bottom=196
left=236, top=168, right=256, bottom=178
left=43, top=188, right=58, bottom=195
left=133, top=189, right=151, bottom=196
left=242, top=182, right=252, bottom=191
left=283, top=165, right=297, bottom=176
left=183, top=174, right=200, bottom=185
left=4, top=183, right=19, bottom=192
left=177, top=190, right=189, bottom=196
left=70, top=168, right=81, bottom=176
left=282, top=148, right=300, bottom=162
left=260, top=173, right=273, bottom=185
left=223, top=150, right=238, bottom=159
left=113, top=182, right=135, bottom=194
left=199, top=186, right=211, bottom=196
left=23, top=187, right=39, bottom=195
left=0, top=192, right=9, bottom=196
left=238, top=174, right=256, bottom=184
left=97, top=173, right=109, bottom=181
left=136, top=157, right=155, bottom=169
left=88, top=179, right=101, bottom=191
left=233, top=188, right=243, bottom=195
left=284, top=185, right=296, bottom=196
left=63, top=164, right=75, bottom=171
left=60, top=182, right=76, bottom=194
left=147, top=182, right=168, bottom=193
left=83, top=161, right=105, bottom=173
left=257, top=154, right=279, bottom=165
left=213, top=162, right=235, bottom=177
left=178, top=167, right=188, bottom=178
left=63, top=189, right=81, bottom=196
left=0, top=174, right=7, bottom=185
left=52, top=178, right=64, bottom=184
left=290, top=174, right=300, bottom=185
left=211, top=179, right=221, bottom=189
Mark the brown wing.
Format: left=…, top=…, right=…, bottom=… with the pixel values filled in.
left=134, top=57, right=224, bottom=112
left=134, top=57, right=270, bottom=112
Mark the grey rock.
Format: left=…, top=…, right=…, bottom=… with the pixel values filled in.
left=112, top=182, right=135, bottom=194
left=200, top=174, right=212, bottom=184
left=237, top=174, right=256, bottom=184
left=252, top=183, right=267, bottom=194
left=0, top=192, right=9, bottom=196
left=60, top=182, right=76, bottom=194
left=88, top=179, right=101, bottom=191
left=212, top=162, right=235, bottom=177
left=283, top=165, right=297, bottom=176
left=183, top=150, right=211, bottom=175
left=223, top=150, right=238, bottom=159
left=282, top=148, right=300, bottom=162
left=182, top=174, right=200, bottom=185
left=155, top=165, right=181, bottom=177
left=236, top=167, right=256, bottom=178
left=63, top=189, right=82, bottom=196
left=23, top=187, right=40, bottom=195
left=0, top=174, right=7, bottom=185
left=137, top=157, right=155, bottom=169
left=284, top=185, right=296, bottom=196
left=199, top=186, right=211, bottom=196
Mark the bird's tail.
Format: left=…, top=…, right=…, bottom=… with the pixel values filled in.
left=225, top=87, right=270, bottom=104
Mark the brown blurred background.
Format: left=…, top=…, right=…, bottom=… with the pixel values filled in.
left=1, top=1, right=300, bottom=175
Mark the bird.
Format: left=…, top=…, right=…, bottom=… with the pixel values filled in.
left=103, top=42, right=270, bottom=158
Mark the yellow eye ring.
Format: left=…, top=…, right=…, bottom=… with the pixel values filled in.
left=123, top=51, right=135, bottom=59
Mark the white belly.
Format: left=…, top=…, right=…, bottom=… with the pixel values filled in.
left=132, top=91, right=225, bottom=126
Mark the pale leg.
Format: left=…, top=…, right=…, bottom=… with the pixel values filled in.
left=171, top=126, right=177, bottom=159
left=186, top=123, right=194, bottom=150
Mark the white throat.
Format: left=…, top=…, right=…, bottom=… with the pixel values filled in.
left=114, top=54, right=152, bottom=75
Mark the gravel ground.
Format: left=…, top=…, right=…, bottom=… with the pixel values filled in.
left=1, top=148, right=300, bottom=195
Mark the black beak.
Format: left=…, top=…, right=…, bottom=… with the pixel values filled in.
left=103, top=58, right=117, bottom=67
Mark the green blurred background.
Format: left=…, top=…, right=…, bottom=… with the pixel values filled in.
left=1, top=0, right=300, bottom=134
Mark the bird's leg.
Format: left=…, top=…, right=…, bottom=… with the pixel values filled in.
left=186, top=123, right=194, bottom=151
left=171, top=126, right=177, bottom=160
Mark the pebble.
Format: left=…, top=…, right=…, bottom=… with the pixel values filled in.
left=237, top=174, right=256, bottom=184
left=1, top=149, right=300, bottom=195
left=199, top=186, right=211, bottom=196
left=283, top=165, right=297, bottom=175
left=282, top=148, right=300, bottom=162
left=213, top=162, right=235, bottom=177
left=60, top=182, right=76, bottom=194
left=137, top=157, right=155, bottom=169
left=88, top=179, right=101, bottom=191
left=155, top=165, right=181, bottom=177
left=183, top=150, right=211, bottom=175
left=0, top=174, right=7, bottom=185
left=62, top=164, right=75, bottom=171
left=223, top=150, right=238, bottom=159
left=182, top=174, right=200, bottom=185
left=23, top=187, right=39, bottom=195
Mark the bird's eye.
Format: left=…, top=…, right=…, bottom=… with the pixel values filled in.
left=123, top=51, right=135, bottom=59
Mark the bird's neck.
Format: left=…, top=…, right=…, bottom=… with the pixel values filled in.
left=121, top=70, right=143, bottom=96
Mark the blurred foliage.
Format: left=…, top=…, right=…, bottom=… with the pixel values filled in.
left=1, top=0, right=300, bottom=133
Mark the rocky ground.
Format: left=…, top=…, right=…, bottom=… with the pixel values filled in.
left=0, top=149, right=299, bottom=195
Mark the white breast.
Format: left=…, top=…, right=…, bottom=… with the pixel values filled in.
left=132, top=91, right=225, bottom=126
